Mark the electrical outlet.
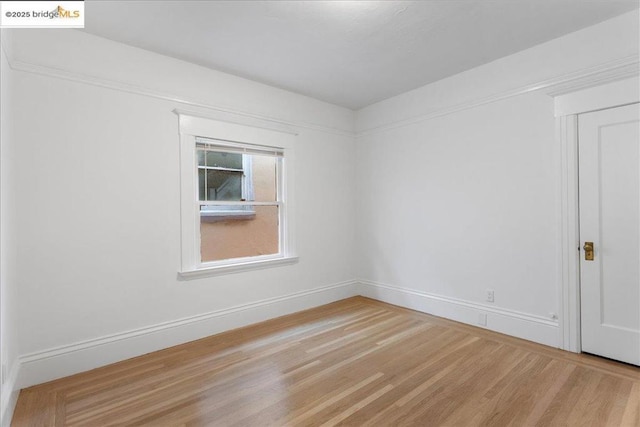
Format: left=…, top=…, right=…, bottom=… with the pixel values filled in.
left=486, top=289, right=495, bottom=303
left=477, top=313, right=487, bottom=326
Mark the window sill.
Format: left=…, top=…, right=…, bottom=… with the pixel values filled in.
left=178, top=256, right=299, bottom=280
left=200, top=210, right=256, bottom=222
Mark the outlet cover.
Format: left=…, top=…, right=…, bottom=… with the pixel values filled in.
left=477, top=313, right=487, bottom=326
left=486, top=289, right=495, bottom=303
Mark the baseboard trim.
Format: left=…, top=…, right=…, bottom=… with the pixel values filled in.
left=1, top=362, right=19, bottom=427
left=358, top=280, right=560, bottom=348
left=14, top=278, right=562, bottom=393
left=16, top=280, right=358, bottom=389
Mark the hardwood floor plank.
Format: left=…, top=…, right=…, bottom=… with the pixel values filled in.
left=319, top=383, right=394, bottom=427
left=12, top=297, right=640, bottom=426
left=281, top=372, right=385, bottom=426
left=516, top=362, right=577, bottom=426
left=620, top=382, right=640, bottom=426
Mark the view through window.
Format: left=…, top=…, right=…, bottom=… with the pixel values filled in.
left=196, top=138, right=282, bottom=263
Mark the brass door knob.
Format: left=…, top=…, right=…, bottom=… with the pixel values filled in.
left=583, top=242, right=594, bottom=261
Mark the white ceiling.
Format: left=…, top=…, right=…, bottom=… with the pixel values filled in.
left=83, top=1, right=639, bottom=110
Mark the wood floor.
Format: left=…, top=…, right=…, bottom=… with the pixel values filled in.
left=12, top=297, right=640, bottom=426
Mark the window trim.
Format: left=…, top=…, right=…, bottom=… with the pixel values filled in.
left=176, top=110, right=297, bottom=278
left=178, top=256, right=299, bottom=279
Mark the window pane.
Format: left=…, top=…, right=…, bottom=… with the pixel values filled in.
left=197, top=150, right=205, bottom=166
left=206, top=151, right=242, bottom=169
left=198, top=169, right=206, bottom=201
left=200, top=205, right=279, bottom=262
left=205, top=170, right=242, bottom=201
left=246, top=154, right=278, bottom=202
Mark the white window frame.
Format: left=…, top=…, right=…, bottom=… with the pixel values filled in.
left=176, top=111, right=298, bottom=278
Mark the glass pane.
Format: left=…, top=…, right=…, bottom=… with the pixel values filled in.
left=198, top=169, right=206, bottom=201
left=195, top=148, right=279, bottom=202
left=206, top=151, right=242, bottom=169
left=206, top=170, right=242, bottom=201
left=246, top=154, right=278, bottom=202
left=200, top=205, right=279, bottom=262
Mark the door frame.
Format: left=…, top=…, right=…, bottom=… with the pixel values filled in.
left=555, top=77, right=640, bottom=352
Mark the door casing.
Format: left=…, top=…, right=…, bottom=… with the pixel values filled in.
left=555, top=77, right=640, bottom=353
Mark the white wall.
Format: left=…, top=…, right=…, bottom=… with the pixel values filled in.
left=0, top=29, right=20, bottom=426
left=355, top=10, right=639, bottom=347
left=7, top=29, right=357, bottom=388
left=356, top=92, right=561, bottom=344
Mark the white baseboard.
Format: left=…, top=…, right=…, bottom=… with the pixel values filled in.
left=1, top=362, right=19, bottom=427
left=358, top=280, right=560, bottom=348
left=12, top=278, right=561, bottom=405
left=16, top=280, right=358, bottom=389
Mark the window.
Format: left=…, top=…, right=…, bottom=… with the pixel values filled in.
left=177, top=111, right=297, bottom=277
left=196, top=138, right=281, bottom=263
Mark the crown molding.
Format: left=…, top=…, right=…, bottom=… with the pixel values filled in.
left=6, top=48, right=637, bottom=140
left=542, top=54, right=639, bottom=96
left=357, top=55, right=639, bottom=137
left=7, top=59, right=356, bottom=138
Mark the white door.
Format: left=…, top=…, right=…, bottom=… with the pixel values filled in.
left=579, top=103, right=640, bottom=366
